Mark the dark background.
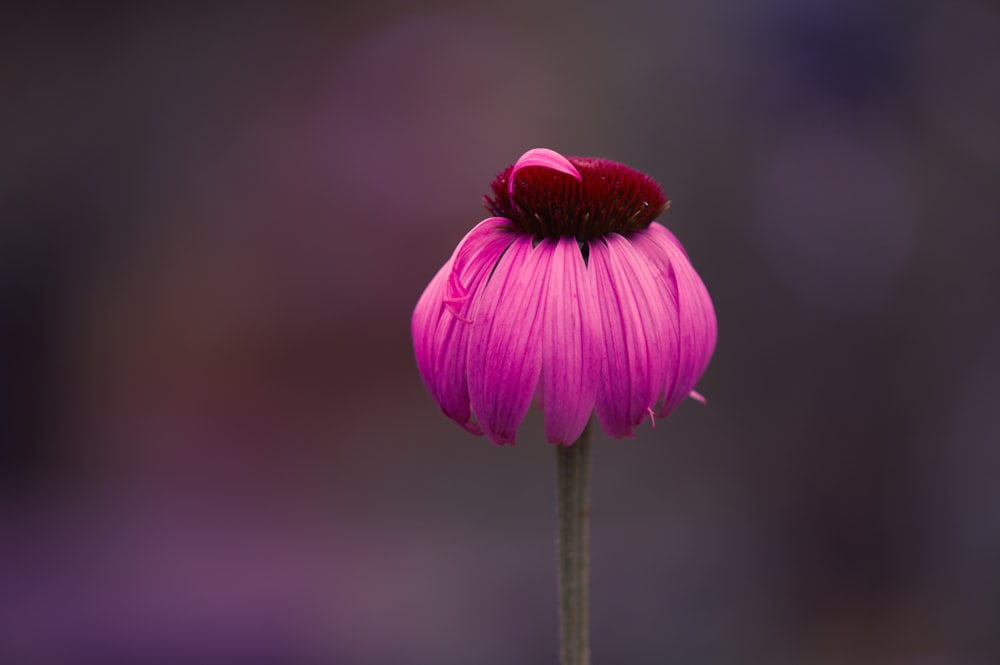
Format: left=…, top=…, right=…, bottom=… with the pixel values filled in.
left=2, top=2, right=998, bottom=663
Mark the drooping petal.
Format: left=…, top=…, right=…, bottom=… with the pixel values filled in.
left=627, top=227, right=681, bottom=411
left=467, top=235, right=553, bottom=444
left=412, top=257, right=451, bottom=399
left=508, top=148, right=581, bottom=197
left=537, top=236, right=601, bottom=445
left=445, top=217, right=517, bottom=317
left=631, top=222, right=717, bottom=416
left=411, top=218, right=517, bottom=433
left=590, top=234, right=675, bottom=438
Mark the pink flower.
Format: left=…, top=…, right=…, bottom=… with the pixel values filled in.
left=412, top=148, right=716, bottom=445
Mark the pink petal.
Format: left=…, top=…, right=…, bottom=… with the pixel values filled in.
left=467, top=235, right=553, bottom=444
left=412, top=218, right=517, bottom=434
left=412, top=257, right=451, bottom=401
left=632, top=223, right=717, bottom=416
left=590, top=234, right=676, bottom=438
left=537, top=236, right=601, bottom=445
left=445, top=217, right=517, bottom=315
left=508, top=148, right=582, bottom=197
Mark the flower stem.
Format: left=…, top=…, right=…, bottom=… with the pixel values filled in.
left=556, top=422, right=591, bottom=665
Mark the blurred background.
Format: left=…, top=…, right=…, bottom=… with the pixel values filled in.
left=2, top=1, right=998, bottom=663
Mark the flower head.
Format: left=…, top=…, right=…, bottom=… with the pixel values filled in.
left=412, top=148, right=716, bottom=445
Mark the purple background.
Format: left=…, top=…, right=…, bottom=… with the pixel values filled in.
left=2, top=2, right=998, bottom=663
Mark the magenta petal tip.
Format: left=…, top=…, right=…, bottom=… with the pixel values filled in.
left=508, top=148, right=582, bottom=197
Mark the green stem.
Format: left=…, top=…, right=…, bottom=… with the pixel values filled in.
left=557, top=422, right=592, bottom=665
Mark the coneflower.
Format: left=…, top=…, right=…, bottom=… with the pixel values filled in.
left=412, top=148, right=716, bottom=445
left=412, top=148, right=716, bottom=665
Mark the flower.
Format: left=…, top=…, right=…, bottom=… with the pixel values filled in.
left=412, top=148, right=716, bottom=445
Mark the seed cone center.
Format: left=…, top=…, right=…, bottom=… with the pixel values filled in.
left=484, top=156, right=669, bottom=241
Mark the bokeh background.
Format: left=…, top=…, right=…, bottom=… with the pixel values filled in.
left=2, top=1, right=999, bottom=663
